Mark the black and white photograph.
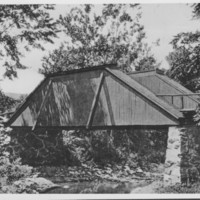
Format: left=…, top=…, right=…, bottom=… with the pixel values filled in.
left=1, top=1, right=200, bottom=197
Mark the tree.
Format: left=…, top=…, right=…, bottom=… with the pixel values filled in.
left=0, top=5, right=58, bottom=79
left=40, top=4, right=158, bottom=75
left=0, top=90, right=17, bottom=114
left=192, top=3, right=200, bottom=18
left=167, top=3, right=200, bottom=92
left=166, top=32, right=200, bottom=92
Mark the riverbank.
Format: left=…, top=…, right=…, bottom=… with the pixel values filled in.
left=37, top=163, right=164, bottom=193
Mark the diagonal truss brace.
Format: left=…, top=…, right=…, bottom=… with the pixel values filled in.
left=86, top=72, right=105, bottom=129
left=32, top=79, right=52, bottom=131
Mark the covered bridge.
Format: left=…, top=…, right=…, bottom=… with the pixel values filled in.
left=7, top=64, right=198, bottom=129
left=6, top=64, right=200, bottom=185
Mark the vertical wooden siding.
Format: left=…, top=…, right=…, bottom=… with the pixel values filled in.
left=131, top=74, right=198, bottom=110
left=92, top=74, right=177, bottom=126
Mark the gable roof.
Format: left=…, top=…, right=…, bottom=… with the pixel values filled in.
left=6, top=65, right=186, bottom=128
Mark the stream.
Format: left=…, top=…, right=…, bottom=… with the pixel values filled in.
left=44, top=179, right=154, bottom=193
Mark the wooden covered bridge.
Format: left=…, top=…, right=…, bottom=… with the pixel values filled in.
left=6, top=64, right=200, bottom=186
left=6, top=64, right=199, bottom=129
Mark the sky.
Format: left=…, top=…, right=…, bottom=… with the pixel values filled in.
left=1, top=3, right=200, bottom=94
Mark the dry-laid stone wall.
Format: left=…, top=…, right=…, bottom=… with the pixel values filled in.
left=164, top=126, right=181, bottom=185
left=164, top=126, right=200, bottom=186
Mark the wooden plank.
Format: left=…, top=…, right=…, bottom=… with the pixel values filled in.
left=181, top=108, right=196, bottom=112
left=86, top=73, right=104, bottom=128
left=10, top=124, right=174, bottom=130
left=128, top=70, right=155, bottom=76
left=32, top=80, right=52, bottom=130
left=92, top=82, right=110, bottom=126
left=181, top=96, right=184, bottom=109
left=104, top=75, right=121, bottom=125
left=157, top=93, right=200, bottom=96
left=103, top=80, right=115, bottom=125
left=184, top=96, right=198, bottom=109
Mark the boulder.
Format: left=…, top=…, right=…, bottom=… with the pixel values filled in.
left=13, top=177, right=61, bottom=193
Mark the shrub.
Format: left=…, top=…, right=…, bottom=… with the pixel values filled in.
left=0, top=117, right=38, bottom=188
left=0, top=157, right=35, bottom=185
left=62, top=128, right=168, bottom=168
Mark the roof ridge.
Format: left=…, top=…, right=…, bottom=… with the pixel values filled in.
left=127, top=68, right=166, bottom=75
left=127, top=69, right=156, bottom=75
left=47, top=64, right=118, bottom=78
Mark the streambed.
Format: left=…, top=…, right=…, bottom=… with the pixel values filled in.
left=45, top=179, right=156, bottom=193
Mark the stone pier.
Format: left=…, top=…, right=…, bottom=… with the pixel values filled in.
left=164, top=126, right=200, bottom=186
left=164, top=126, right=181, bottom=185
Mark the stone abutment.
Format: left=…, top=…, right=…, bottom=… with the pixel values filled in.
left=164, top=126, right=200, bottom=186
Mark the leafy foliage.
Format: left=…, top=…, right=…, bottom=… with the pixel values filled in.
left=167, top=3, right=200, bottom=92
left=62, top=129, right=167, bottom=169
left=0, top=90, right=17, bottom=113
left=0, top=119, right=11, bottom=158
left=193, top=104, right=200, bottom=125
left=0, top=157, right=34, bottom=185
left=0, top=5, right=58, bottom=78
left=40, top=4, right=158, bottom=75
left=167, top=31, right=200, bottom=92
left=192, top=3, right=200, bottom=18
left=167, top=3, right=200, bottom=125
left=0, top=117, right=36, bottom=190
